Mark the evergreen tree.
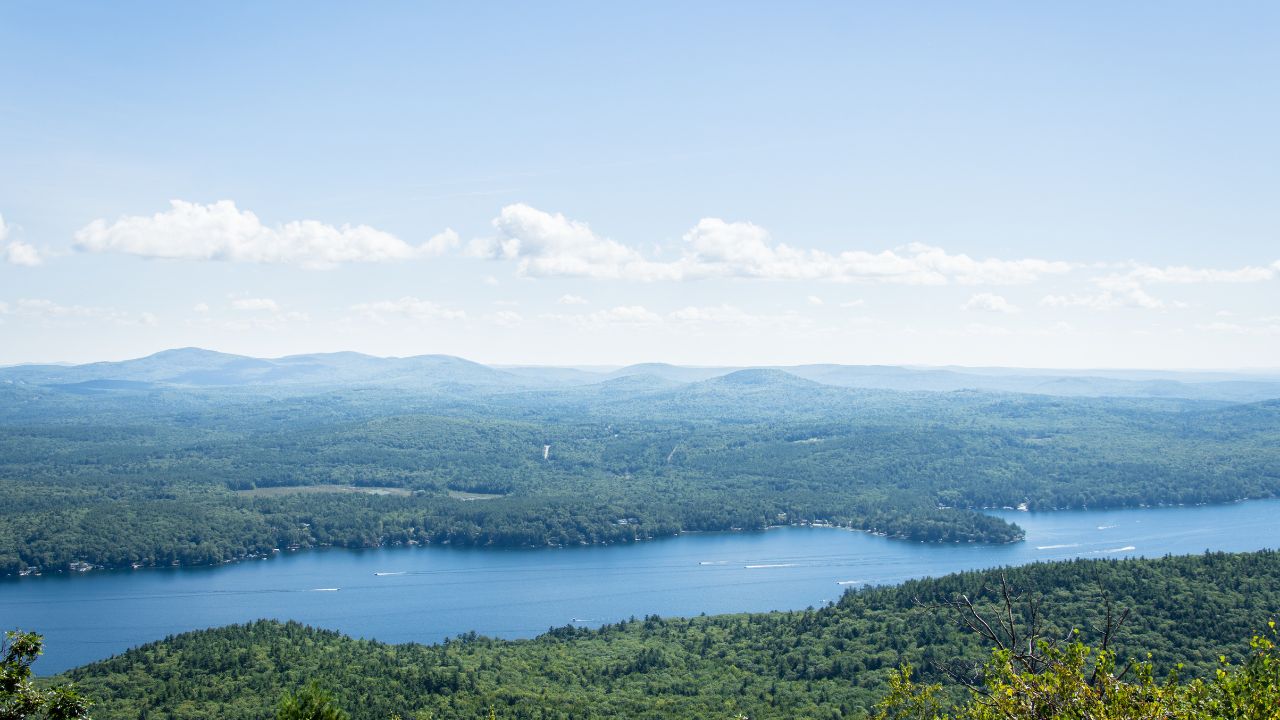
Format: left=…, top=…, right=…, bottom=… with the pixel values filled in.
left=275, top=683, right=348, bottom=720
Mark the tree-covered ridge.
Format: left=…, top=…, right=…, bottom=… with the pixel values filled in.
left=875, top=626, right=1280, bottom=720
left=2, top=376, right=1279, bottom=573
left=6, top=348, right=1280, bottom=403
left=66, top=551, right=1280, bottom=719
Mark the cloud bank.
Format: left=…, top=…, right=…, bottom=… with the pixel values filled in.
left=471, top=204, right=678, bottom=280
left=963, top=293, right=1019, bottom=313
left=75, top=200, right=457, bottom=268
left=477, top=204, right=1074, bottom=284
left=350, top=297, right=467, bottom=324
left=0, top=298, right=154, bottom=325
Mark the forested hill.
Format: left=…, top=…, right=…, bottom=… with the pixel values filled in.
left=4, top=360, right=1280, bottom=574
left=66, top=550, right=1280, bottom=719
left=5, top=348, right=1280, bottom=401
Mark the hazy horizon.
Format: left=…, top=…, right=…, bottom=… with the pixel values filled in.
left=4, top=345, right=1280, bottom=375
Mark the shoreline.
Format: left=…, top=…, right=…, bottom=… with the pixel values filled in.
left=8, top=493, right=1272, bottom=581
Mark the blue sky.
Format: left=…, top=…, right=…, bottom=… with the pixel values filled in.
left=2, top=1, right=1277, bottom=367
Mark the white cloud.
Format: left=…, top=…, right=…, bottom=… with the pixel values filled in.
left=839, top=299, right=866, bottom=308
left=1196, top=321, right=1280, bottom=337
left=231, top=297, right=280, bottom=312
left=557, top=294, right=589, bottom=305
left=474, top=204, right=677, bottom=280
left=588, top=305, right=662, bottom=324
left=1039, top=265, right=1218, bottom=310
left=680, top=218, right=939, bottom=283
left=74, top=200, right=456, bottom=268
left=487, top=310, right=523, bottom=327
left=542, top=305, right=662, bottom=327
left=3, top=240, right=42, bottom=267
left=3, top=298, right=113, bottom=319
left=1112, top=264, right=1275, bottom=285
left=806, top=295, right=824, bottom=306
left=962, top=322, right=1013, bottom=336
left=898, top=242, right=1073, bottom=285
left=1044, top=262, right=1265, bottom=312
left=350, top=297, right=466, bottom=324
left=668, top=304, right=759, bottom=324
left=678, top=220, right=1074, bottom=284
left=1041, top=287, right=1176, bottom=311
left=184, top=307, right=308, bottom=331
left=184, top=297, right=306, bottom=330
left=0, top=214, right=42, bottom=267
left=963, top=293, right=1019, bottom=314
left=1073, top=262, right=1277, bottom=311
left=419, top=229, right=460, bottom=256
left=665, top=305, right=816, bottom=330
left=0, top=298, right=151, bottom=325
left=481, top=204, right=1073, bottom=284
left=548, top=303, right=810, bottom=330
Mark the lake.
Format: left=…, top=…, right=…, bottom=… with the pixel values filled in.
left=6, top=499, right=1280, bottom=674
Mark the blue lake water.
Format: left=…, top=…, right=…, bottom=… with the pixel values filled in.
left=5, top=498, right=1280, bottom=674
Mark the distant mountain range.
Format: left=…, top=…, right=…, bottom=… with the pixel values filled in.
left=3, top=347, right=1280, bottom=402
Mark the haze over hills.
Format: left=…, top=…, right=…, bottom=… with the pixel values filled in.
left=4, top=347, right=1280, bottom=403
left=6, top=343, right=1279, bottom=578
left=0, top=348, right=524, bottom=391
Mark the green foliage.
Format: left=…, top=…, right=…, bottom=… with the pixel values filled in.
left=3, top=380, right=1279, bottom=574
left=1191, top=627, right=1280, bottom=719
left=1, top=631, right=90, bottom=720
left=875, top=624, right=1280, bottom=719
left=275, top=682, right=349, bottom=720
left=65, top=551, right=1280, bottom=719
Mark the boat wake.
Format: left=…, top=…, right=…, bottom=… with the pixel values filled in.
left=745, top=563, right=800, bottom=569
left=1036, top=543, right=1080, bottom=550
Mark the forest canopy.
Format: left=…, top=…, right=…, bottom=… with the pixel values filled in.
left=3, top=371, right=1279, bottom=574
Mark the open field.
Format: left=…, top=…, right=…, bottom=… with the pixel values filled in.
left=446, top=489, right=506, bottom=501
left=235, top=485, right=413, bottom=498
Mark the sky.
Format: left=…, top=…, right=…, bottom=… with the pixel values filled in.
left=1, top=1, right=1277, bottom=368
